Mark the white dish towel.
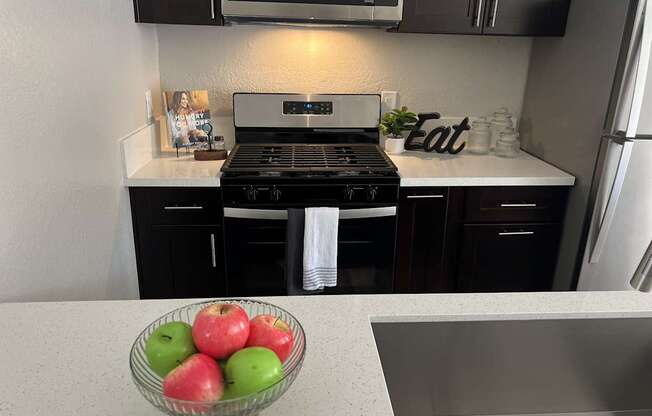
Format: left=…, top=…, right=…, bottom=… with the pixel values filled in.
left=303, top=207, right=339, bottom=291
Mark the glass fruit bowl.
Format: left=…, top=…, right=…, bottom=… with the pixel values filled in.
left=130, top=299, right=306, bottom=416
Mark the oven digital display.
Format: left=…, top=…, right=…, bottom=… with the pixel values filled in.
left=283, top=101, right=333, bottom=115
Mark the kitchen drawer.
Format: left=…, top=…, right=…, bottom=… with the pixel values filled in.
left=464, top=187, right=568, bottom=223
left=401, top=187, right=448, bottom=201
left=130, top=187, right=222, bottom=226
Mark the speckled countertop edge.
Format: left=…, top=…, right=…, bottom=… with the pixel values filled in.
left=0, top=291, right=650, bottom=415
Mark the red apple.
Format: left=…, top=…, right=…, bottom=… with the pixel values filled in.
left=163, top=353, right=224, bottom=407
left=245, top=315, right=294, bottom=363
left=192, top=303, right=250, bottom=359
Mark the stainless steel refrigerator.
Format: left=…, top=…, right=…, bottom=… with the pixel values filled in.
left=520, top=0, right=652, bottom=291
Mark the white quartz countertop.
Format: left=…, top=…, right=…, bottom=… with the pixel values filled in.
left=124, top=151, right=574, bottom=188
left=389, top=150, right=575, bottom=187
left=125, top=156, right=223, bottom=187
left=1, top=291, right=651, bottom=416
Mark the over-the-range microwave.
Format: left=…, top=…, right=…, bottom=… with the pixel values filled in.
left=221, top=0, right=403, bottom=28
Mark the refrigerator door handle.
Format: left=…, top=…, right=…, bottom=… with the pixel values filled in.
left=631, top=241, right=652, bottom=292
left=626, top=0, right=652, bottom=137
left=589, top=137, right=635, bottom=264
left=611, top=0, right=652, bottom=136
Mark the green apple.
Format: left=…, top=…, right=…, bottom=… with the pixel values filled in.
left=145, top=322, right=197, bottom=378
left=222, top=347, right=283, bottom=400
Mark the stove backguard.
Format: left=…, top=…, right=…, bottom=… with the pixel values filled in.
left=233, top=93, right=382, bottom=145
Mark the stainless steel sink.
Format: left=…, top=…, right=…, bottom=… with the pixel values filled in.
left=372, top=319, right=652, bottom=416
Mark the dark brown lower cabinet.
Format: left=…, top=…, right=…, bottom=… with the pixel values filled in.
left=395, top=188, right=449, bottom=293
left=140, top=225, right=226, bottom=299
left=129, top=187, right=226, bottom=299
left=456, top=223, right=561, bottom=292
left=395, top=186, right=569, bottom=293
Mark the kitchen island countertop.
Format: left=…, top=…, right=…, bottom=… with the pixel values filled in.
left=124, top=150, right=575, bottom=188
left=1, top=291, right=650, bottom=416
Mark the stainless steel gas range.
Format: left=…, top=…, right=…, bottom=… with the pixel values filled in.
left=220, top=93, right=400, bottom=296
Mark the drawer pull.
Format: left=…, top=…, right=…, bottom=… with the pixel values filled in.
left=407, top=195, right=445, bottom=199
left=500, top=203, right=537, bottom=208
left=499, top=231, right=535, bottom=236
left=164, top=206, right=204, bottom=211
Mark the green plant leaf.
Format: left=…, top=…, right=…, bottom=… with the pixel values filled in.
left=380, top=105, right=418, bottom=136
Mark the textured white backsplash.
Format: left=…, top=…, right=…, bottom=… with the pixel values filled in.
left=157, top=25, right=532, bottom=149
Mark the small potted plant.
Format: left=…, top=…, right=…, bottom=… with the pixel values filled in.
left=379, top=106, right=418, bottom=154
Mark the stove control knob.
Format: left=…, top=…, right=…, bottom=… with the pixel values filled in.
left=366, top=186, right=379, bottom=202
left=245, top=186, right=258, bottom=202
left=343, top=186, right=355, bottom=202
left=270, top=186, right=282, bottom=202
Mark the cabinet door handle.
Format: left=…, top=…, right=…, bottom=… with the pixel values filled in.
left=499, top=231, right=535, bottom=236
left=500, top=203, right=537, bottom=208
left=407, top=195, right=445, bottom=199
left=489, top=0, right=499, bottom=28
left=210, top=234, right=217, bottom=268
left=474, top=0, right=484, bottom=28
left=164, top=206, right=204, bottom=211
left=211, top=0, right=216, bottom=19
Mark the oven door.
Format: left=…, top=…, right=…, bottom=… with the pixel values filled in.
left=223, top=206, right=397, bottom=296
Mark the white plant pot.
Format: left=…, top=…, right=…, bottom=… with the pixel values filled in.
left=385, top=136, right=406, bottom=155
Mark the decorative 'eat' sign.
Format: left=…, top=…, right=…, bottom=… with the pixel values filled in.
left=405, top=113, right=470, bottom=154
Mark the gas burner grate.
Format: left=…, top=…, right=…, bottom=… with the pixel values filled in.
left=222, top=144, right=397, bottom=176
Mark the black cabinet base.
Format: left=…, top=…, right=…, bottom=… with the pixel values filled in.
left=395, top=186, right=569, bottom=294
left=129, top=187, right=226, bottom=299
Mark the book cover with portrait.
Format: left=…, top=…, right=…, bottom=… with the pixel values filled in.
left=163, top=90, right=214, bottom=148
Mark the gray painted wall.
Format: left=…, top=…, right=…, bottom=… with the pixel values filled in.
left=0, top=0, right=160, bottom=301
left=156, top=25, right=533, bottom=148
left=520, top=0, right=631, bottom=290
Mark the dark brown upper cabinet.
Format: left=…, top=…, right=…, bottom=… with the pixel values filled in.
left=133, top=0, right=222, bottom=25
left=399, top=0, right=570, bottom=36
left=482, top=0, right=571, bottom=36
left=399, top=0, right=484, bottom=35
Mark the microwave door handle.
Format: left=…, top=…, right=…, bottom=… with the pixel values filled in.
left=589, top=137, right=634, bottom=264
left=223, top=207, right=397, bottom=220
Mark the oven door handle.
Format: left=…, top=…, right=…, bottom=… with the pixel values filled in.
left=224, top=207, right=397, bottom=220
